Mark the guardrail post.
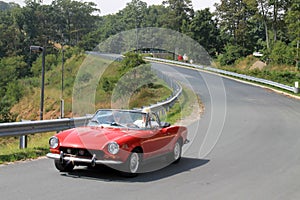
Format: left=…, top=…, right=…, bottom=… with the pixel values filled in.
left=294, top=82, right=299, bottom=94
left=19, top=135, right=27, bottom=149
left=19, top=119, right=29, bottom=149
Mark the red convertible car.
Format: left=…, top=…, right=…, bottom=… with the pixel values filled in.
left=47, top=109, right=189, bottom=176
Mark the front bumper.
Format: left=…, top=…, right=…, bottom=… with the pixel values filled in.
left=46, top=152, right=123, bottom=165
left=184, top=139, right=190, bottom=144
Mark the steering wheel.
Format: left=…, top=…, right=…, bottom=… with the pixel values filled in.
left=126, top=123, right=140, bottom=128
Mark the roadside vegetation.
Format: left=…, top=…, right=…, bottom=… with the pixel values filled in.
left=0, top=133, right=53, bottom=164
left=214, top=55, right=300, bottom=88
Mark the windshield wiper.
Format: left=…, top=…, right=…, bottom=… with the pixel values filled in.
left=89, top=119, right=99, bottom=124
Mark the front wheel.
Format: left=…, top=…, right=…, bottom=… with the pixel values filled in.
left=120, top=150, right=142, bottom=177
left=54, top=159, right=74, bottom=172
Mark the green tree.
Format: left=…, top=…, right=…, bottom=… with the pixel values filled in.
left=162, top=0, right=194, bottom=32
left=31, top=54, right=58, bottom=76
left=188, top=8, right=220, bottom=56
left=269, top=41, right=294, bottom=65
left=0, top=56, right=26, bottom=122
left=121, top=0, right=147, bottom=30
left=0, top=56, right=26, bottom=92
left=215, top=0, right=257, bottom=55
left=0, top=96, right=17, bottom=122
left=219, top=44, right=244, bottom=65
left=51, top=0, right=99, bottom=45
left=285, top=0, right=300, bottom=69
left=256, top=0, right=292, bottom=50
left=0, top=4, right=24, bottom=58
left=119, top=52, right=146, bottom=74
left=112, top=53, right=155, bottom=103
left=0, top=1, right=19, bottom=11
left=145, top=5, right=169, bottom=27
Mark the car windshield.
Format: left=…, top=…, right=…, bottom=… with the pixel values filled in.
left=88, top=109, right=147, bottom=129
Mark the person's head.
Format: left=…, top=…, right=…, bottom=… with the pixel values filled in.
left=141, top=107, right=151, bottom=122
left=142, top=107, right=151, bottom=113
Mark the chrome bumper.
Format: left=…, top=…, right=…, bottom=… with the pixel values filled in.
left=184, top=139, right=190, bottom=144
left=46, top=152, right=123, bottom=165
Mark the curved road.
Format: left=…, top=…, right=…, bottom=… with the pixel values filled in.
left=1, top=62, right=300, bottom=200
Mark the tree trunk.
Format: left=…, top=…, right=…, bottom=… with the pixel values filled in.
left=259, top=0, right=270, bottom=49
left=273, top=0, right=278, bottom=42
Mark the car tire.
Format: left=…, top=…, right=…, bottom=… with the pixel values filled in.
left=54, top=160, right=74, bottom=172
left=170, top=139, right=182, bottom=164
left=120, top=150, right=142, bottom=177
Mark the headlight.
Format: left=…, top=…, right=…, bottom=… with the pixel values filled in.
left=49, top=136, right=59, bottom=148
left=107, top=142, right=119, bottom=155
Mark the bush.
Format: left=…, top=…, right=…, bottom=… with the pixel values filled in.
left=269, top=41, right=294, bottom=65
left=101, top=77, right=118, bottom=92
left=219, top=44, right=244, bottom=65
left=31, top=54, right=58, bottom=76
left=119, top=52, right=146, bottom=74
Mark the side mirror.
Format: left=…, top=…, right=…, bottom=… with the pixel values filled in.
left=160, top=122, right=171, bottom=128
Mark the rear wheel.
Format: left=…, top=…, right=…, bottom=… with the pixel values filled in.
left=170, top=140, right=182, bottom=164
left=54, top=160, right=74, bottom=172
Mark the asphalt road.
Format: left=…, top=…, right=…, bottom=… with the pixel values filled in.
left=1, top=62, right=300, bottom=200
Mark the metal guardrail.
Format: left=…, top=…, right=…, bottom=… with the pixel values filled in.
left=0, top=117, right=90, bottom=138
left=145, top=57, right=299, bottom=94
left=149, top=68, right=182, bottom=114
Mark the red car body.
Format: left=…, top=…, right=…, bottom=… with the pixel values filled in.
left=47, top=109, right=188, bottom=176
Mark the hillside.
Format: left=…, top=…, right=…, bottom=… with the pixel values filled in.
left=11, top=52, right=172, bottom=121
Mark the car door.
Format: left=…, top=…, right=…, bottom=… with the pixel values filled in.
left=141, top=113, right=175, bottom=158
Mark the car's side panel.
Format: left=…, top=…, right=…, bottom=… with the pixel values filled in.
left=139, top=129, right=167, bottom=159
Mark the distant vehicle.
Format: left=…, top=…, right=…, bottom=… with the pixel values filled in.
left=47, top=109, right=189, bottom=177
left=253, top=52, right=263, bottom=57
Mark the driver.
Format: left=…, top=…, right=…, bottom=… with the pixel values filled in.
left=134, top=107, right=159, bottom=128
left=134, top=108, right=149, bottom=128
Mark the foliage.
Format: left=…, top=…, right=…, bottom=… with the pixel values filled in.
left=269, top=41, right=294, bottom=65
left=162, top=0, right=194, bottom=32
left=218, top=64, right=299, bottom=87
left=31, top=54, right=58, bottom=76
left=285, top=0, right=300, bottom=69
left=0, top=132, right=53, bottom=164
left=187, top=8, right=220, bottom=56
left=104, top=53, right=155, bottom=104
left=215, top=0, right=258, bottom=51
left=120, top=52, right=146, bottom=73
left=0, top=56, right=27, bottom=122
left=219, top=44, right=244, bottom=65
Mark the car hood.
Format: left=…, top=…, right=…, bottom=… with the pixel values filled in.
left=57, top=126, right=128, bottom=150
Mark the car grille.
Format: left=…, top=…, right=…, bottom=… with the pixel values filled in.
left=59, top=147, right=104, bottom=159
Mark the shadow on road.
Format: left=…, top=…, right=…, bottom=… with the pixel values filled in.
left=61, top=157, right=209, bottom=182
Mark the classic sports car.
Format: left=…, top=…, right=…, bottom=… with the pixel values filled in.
left=47, top=109, right=189, bottom=176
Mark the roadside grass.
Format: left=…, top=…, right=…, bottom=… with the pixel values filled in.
left=0, top=132, right=54, bottom=165
left=212, top=56, right=300, bottom=96
left=212, top=65, right=300, bottom=97
left=165, top=85, right=202, bottom=124
left=128, top=79, right=172, bottom=109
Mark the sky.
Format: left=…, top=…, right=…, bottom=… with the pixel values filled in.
left=3, top=0, right=219, bottom=15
